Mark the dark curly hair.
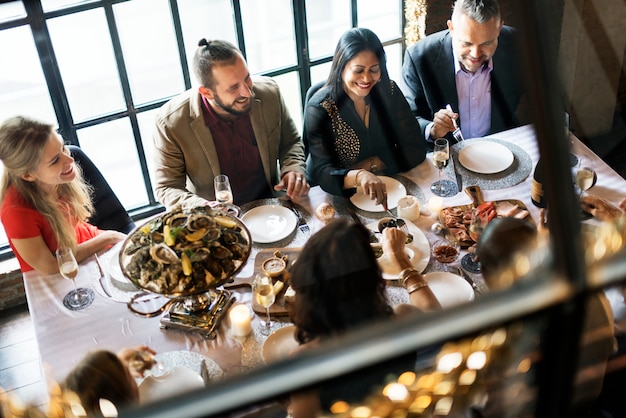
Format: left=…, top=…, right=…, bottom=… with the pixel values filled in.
left=288, top=218, right=393, bottom=344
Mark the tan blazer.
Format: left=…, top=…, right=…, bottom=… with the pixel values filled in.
left=153, top=76, right=306, bottom=209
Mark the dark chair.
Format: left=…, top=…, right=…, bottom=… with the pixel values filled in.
left=302, top=80, right=326, bottom=186
left=68, top=145, right=136, bottom=234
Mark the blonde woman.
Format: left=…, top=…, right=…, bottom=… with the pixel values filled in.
left=0, top=116, right=125, bottom=274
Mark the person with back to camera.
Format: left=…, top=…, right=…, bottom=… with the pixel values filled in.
left=62, top=346, right=156, bottom=416
left=476, top=217, right=616, bottom=417
left=286, top=219, right=440, bottom=417
left=304, top=28, right=427, bottom=209
left=401, top=0, right=525, bottom=146
left=0, top=116, right=126, bottom=275
left=153, top=39, right=309, bottom=209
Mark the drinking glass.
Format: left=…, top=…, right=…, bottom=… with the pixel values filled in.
left=575, top=164, right=597, bottom=220
left=56, top=247, right=94, bottom=310
left=214, top=174, right=234, bottom=205
left=252, top=274, right=275, bottom=336
left=430, top=138, right=457, bottom=197
left=461, top=209, right=489, bottom=273
left=432, top=238, right=459, bottom=272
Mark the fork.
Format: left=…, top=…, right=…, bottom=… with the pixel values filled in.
left=446, top=104, right=465, bottom=142
left=385, top=209, right=409, bottom=233
left=284, top=199, right=310, bottom=233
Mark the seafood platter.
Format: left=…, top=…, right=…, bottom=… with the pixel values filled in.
left=119, top=205, right=251, bottom=337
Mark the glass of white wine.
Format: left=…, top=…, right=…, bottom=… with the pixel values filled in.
left=575, top=164, right=597, bottom=220
left=56, top=247, right=94, bottom=310
left=252, top=274, right=275, bottom=336
left=431, top=138, right=457, bottom=197
left=214, top=174, right=234, bottom=205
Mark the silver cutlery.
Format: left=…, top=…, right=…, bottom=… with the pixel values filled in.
left=453, top=266, right=483, bottom=295
left=94, top=254, right=112, bottom=297
left=283, top=199, right=310, bottom=233
left=446, top=104, right=465, bottom=143
left=200, top=359, right=211, bottom=386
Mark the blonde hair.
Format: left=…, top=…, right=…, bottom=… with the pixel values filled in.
left=0, top=116, right=94, bottom=251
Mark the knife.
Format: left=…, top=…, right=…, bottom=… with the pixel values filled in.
left=94, top=254, right=112, bottom=297
left=451, top=151, right=463, bottom=194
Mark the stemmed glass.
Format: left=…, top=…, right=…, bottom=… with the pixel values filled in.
left=432, top=238, right=459, bottom=272
left=461, top=209, right=489, bottom=274
left=214, top=174, right=233, bottom=205
left=575, top=163, right=597, bottom=220
left=431, top=138, right=457, bottom=197
left=252, top=274, right=275, bottom=336
left=56, top=247, right=94, bottom=310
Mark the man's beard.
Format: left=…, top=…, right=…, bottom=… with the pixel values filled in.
left=213, top=91, right=255, bottom=117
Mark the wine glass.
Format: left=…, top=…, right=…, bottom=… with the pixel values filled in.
left=432, top=238, right=460, bottom=272
left=56, top=247, right=94, bottom=310
left=575, top=165, right=597, bottom=220
left=430, top=138, right=457, bottom=197
left=214, top=174, right=234, bottom=205
left=252, top=274, right=275, bottom=336
left=461, top=209, right=489, bottom=274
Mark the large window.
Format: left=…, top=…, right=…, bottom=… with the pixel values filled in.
left=0, top=0, right=404, bottom=259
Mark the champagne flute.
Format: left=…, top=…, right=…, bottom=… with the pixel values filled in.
left=430, top=138, right=457, bottom=197
left=252, top=274, right=275, bottom=336
left=56, top=247, right=94, bottom=310
left=214, top=174, right=234, bottom=205
left=461, top=209, right=489, bottom=274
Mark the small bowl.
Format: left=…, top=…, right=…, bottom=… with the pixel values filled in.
left=262, top=257, right=287, bottom=278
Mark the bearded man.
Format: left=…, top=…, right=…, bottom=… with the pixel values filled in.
left=153, top=39, right=308, bottom=208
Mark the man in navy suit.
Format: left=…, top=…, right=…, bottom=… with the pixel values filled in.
left=401, top=0, right=524, bottom=146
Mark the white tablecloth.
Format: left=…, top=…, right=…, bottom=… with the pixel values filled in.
left=24, top=124, right=626, bottom=386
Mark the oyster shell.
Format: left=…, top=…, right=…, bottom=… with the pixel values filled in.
left=150, top=243, right=180, bottom=264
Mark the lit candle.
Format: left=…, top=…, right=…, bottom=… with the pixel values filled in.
left=229, top=304, right=252, bottom=337
left=428, top=196, right=444, bottom=217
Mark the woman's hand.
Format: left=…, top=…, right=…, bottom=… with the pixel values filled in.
left=382, top=227, right=410, bottom=265
left=117, top=346, right=157, bottom=378
left=580, top=195, right=623, bottom=221
left=356, top=170, right=388, bottom=209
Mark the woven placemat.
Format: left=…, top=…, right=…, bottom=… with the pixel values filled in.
left=449, top=138, right=532, bottom=190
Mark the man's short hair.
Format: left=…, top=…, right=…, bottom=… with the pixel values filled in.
left=193, top=39, right=242, bottom=88
left=452, top=0, right=501, bottom=24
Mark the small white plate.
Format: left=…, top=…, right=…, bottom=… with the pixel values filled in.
left=367, top=219, right=430, bottom=279
left=350, top=176, right=407, bottom=212
left=422, top=271, right=474, bottom=308
left=458, top=141, right=514, bottom=174
left=241, top=205, right=298, bottom=243
left=138, top=367, right=205, bottom=403
left=262, top=325, right=299, bottom=364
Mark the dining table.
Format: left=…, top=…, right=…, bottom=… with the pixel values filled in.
left=22, top=124, right=626, bottom=401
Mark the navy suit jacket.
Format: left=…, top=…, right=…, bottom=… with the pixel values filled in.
left=401, top=26, right=524, bottom=143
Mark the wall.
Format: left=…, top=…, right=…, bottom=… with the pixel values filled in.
left=0, top=258, right=25, bottom=310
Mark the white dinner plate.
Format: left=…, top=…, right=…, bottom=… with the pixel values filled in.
left=421, top=271, right=474, bottom=308
left=458, top=141, right=514, bottom=174
left=350, top=176, right=407, bottom=212
left=262, top=325, right=299, bottom=364
left=104, top=244, right=138, bottom=292
left=138, top=367, right=205, bottom=403
left=241, top=205, right=298, bottom=243
left=366, top=220, right=430, bottom=279
left=138, top=351, right=223, bottom=403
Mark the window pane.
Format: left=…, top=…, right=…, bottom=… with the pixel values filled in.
left=385, top=43, right=402, bottom=84
left=114, top=0, right=185, bottom=105
left=240, top=0, right=297, bottom=74
left=40, top=0, right=97, bottom=12
left=178, top=0, right=237, bottom=86
left=310, top=62, right=331, bottom=86
left=0, top=26, right=56, bottom=123
left=48, top=9, right=125, bottom=122
left=0, top=1, right=25, bottom=22
left=305, top=0, right=351, bottom=60
left=77, top=119, right=148, bottom=209
left=271, top=72, right=302, bottom=133
left=136, top=108, right=160, bottom=189
left=357, top=0, right=402, bottom=41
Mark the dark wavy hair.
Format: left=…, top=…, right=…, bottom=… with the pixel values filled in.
left=193, top=38, right=242, bottom=89
left=288, top=218, right=393, bottom=344
left=325, top=27, right=391, bottom=100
